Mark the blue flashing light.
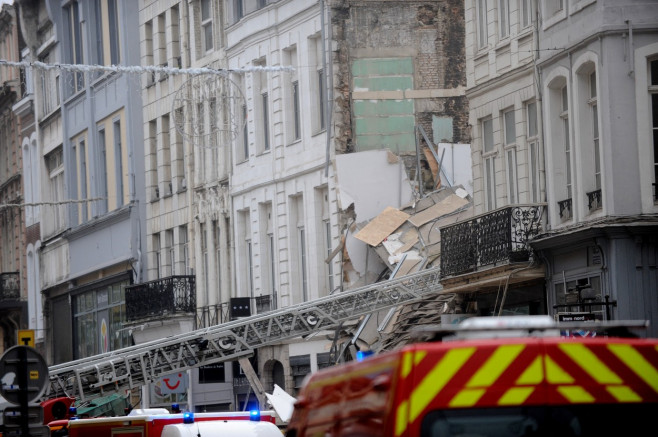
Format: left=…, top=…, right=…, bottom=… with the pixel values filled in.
left=249, top=410, right=260, bottom=422
left=356, top=350, right=374, bottom=362
left=183, top=412, right=194, bottom=424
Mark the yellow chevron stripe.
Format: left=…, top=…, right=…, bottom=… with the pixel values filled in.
left=401, top=352, right=413, bottom=379
left=466, top=344, right=525, bottom=387
left=545, top=355, right=574, bottom=384
left=557, top=385, right=595, bottom=403
left=409, top=347, right=475, bottom=423
left=606, top=385, right=642, bottom=402
left=401, top=350, right=428, bottom=380
left=449, top=388, right=485, bottom=407
left=516, top=356, right=544, bottom=385
left=499, top=387, right=535, bottom=405
left=395, top=400, right=409, bottom=437
left=608, top=344, right=658, bottom=393
left=559, top=343, right=621, bottom=384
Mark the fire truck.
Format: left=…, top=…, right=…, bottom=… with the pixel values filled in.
left=56, top=409, right=278, bottom=437
left=284, top=316, right=658, bottom=437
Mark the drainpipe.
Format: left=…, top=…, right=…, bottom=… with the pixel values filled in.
left=626, top=20, right=634, bottom=77
left=321, top=0, right=333, bottom=177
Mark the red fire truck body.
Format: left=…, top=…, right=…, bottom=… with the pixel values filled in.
left=285, top=321, right=658, bottom=436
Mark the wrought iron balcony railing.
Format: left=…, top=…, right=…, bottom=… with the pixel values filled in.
left=196, top=294, right=277, bottom=329
left=587, top=189, right=602, bottom=211
left=440, top=205, right=545, bottom=278
left=125, top=276, right=195, bottom=322
left=558, top=198, right=572, bottom=220
left=0, top=272, right=20, bottom=301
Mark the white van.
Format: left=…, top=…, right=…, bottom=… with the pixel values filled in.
left=161, top=420, right=282, bottom=437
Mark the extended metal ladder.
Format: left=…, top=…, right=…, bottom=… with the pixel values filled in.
left=45, top=266, right=442, bottom=402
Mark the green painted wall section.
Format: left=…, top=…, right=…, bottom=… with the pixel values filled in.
left=352, top=57, right=415, bottom=153
left=352, top=58, right=414, bottom=76
left=354, top=76, right=413, bottom=92
left=354, top=100, right=414, bottom=117
left=433, top=116, right=453, bottom=143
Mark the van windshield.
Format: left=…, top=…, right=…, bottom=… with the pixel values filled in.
left=421, top=404, right=656, bottom=436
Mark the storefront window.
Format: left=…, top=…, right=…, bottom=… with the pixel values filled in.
left=74, top=279, right=130, bottom=359
left=554, top=275, right=604, bottom=320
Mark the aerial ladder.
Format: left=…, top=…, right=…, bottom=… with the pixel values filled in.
left=44, top=266, right=442, bottom=407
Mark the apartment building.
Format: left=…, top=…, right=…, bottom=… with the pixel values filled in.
left=128, top=0, right=470, bottom=412
left=14, top=0, right=147, bottom=365
left=0, top=3, right=26, bottom=354
left=453, top=0, right=547, bottom=315
left=531, top=0, right=658, bottom=335
left=461, top=0, right=658, bottom=335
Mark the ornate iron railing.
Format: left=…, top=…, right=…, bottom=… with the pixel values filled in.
left=558, top=198, right=572, bottom=219
left=196, top=302, right=231, bottom=329
left=125, top=276, right=195, bottom=321
left=587, top=189, right=602, bottom=211
left=0, top=272, right=19, bottom=301
left=440, top=205, right=545, bottom=277
left=195, top=294, right=277, bottom=329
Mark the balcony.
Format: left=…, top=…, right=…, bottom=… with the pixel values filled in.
left=125, top=276, right=195, bottom=322
left=586, top=189, right=602, bottom=211
left=0, top=272, right=20, bottom=301
left=558, top=198, right=572, bottom=220
left=440, top=205, right=545, bottom=278
left=196, top=294, right=277, bottom=329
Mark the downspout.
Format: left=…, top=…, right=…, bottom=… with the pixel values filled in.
left=625, top=20, right=634, bottom=77
left=321, top=0, right=333, bottom=177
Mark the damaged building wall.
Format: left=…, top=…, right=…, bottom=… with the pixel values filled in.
left=330, top=0, right=469, bottom=182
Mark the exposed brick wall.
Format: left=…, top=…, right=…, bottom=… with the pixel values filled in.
left=331, top=0, right=469, bottom=162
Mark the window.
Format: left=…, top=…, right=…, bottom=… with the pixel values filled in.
left=166, top=229, right=175, bottom=277
left=113, top=120, right=124, bottom=207
left=93, top=0, right=119, bottom=66
left=292, top=81, right=301, bottom=140
left=97, top=128, right=109, bottom=215
left=482, top=118, right=496, bottom=211
left=477, top=0, right=488, bottom=49
left=649, top=59, right=658, bottom=202
left=180, top=225, right=190, bottom=275
left=318, top=69, right=326, bottom=130
left=214, top=221, right=221, bottom=292
left=561, top=85, right=572, bottom=200
left=73, top=280, right=130, bottom=359
left=201, top=0, right=213, bottom=53
left=145, top=20, right=154, bottom=86
left=234, top=0, right=244, bottom=22
left=299, top=226, right=308, bottom=301
left=290, top=355, right=311, bottom=392
left=284, top=46, right=300, bottom=142
left=521, top=0, right=532, bottom=29
left=64, top=1, right=84, bottom=96
left=162, top=115, right=172, bottom=195
left=310, top=36, right=326, bottom=132
left=554, top=274, right=604, bottom=320
left=78, top=138, right=88, bottom=222
left=46, top=146, right=66, bottom=230
left=154, top=233, right=162, bottom=278
left=498, top=0, right=509, bottom=38
left=589, top=71, right=600, bottom=191
left=242, top=104, right=249, bottom=159
left=503, top=109, right=518, bottom=204
left=254, top=59, right=269, bottom=153
left=201, top=222, right=209, bottom=299
left=39, top=50, right=60, bottom=115
left=199, top=363, right=225, bottom=384
left=148, top=120, right=158, bottom=199
left=174, top=107, right=186, bottom=190
left=262, top=92, right=270, bottom=150
left=526, top=101, right=540, bottom=203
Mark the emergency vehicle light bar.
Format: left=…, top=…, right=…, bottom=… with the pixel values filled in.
left=410, top=317, right=649, bottom=342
